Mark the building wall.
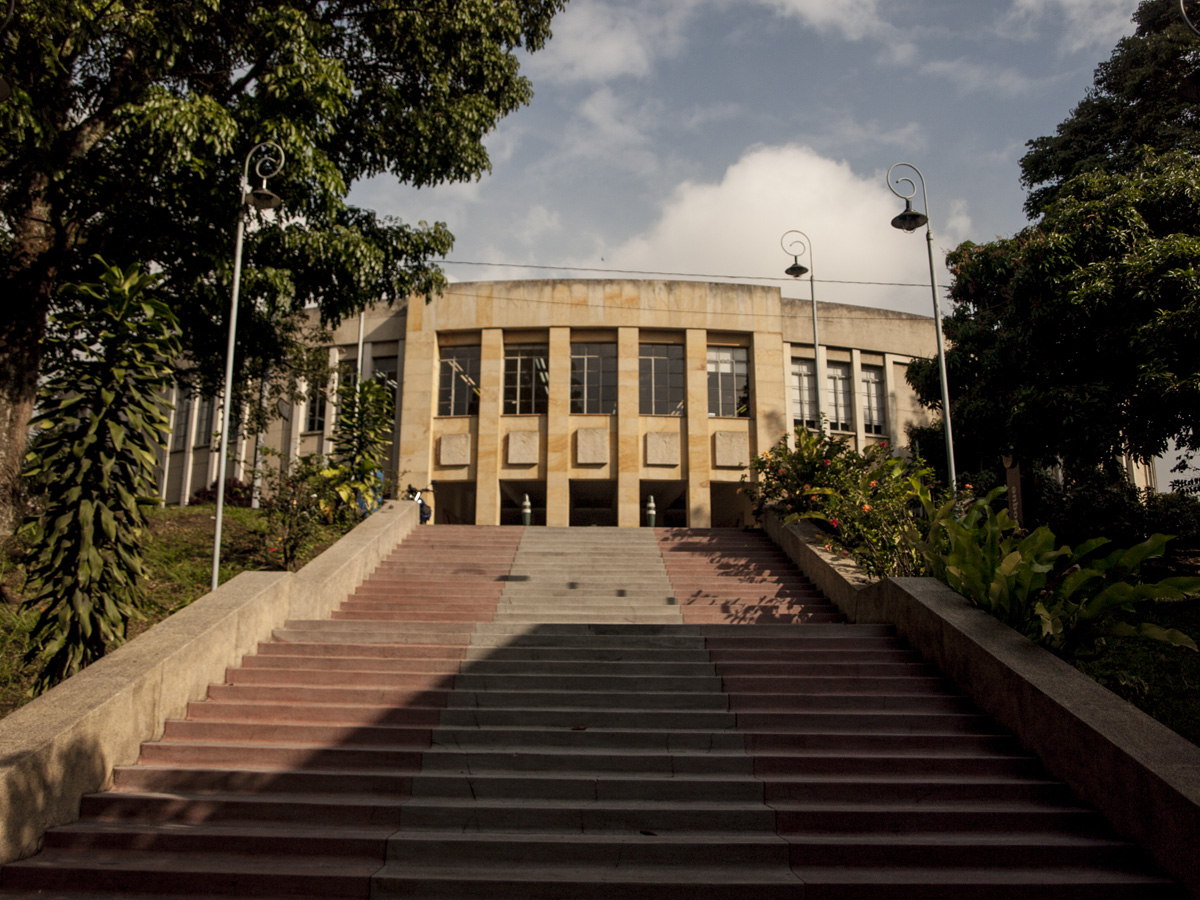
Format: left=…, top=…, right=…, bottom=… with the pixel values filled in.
left=398, top=280, right=936, bottom=527
left=157, top=280, right=941, bottom=523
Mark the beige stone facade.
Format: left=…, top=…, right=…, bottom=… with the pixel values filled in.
left=158, top=279, right=941, bottom=526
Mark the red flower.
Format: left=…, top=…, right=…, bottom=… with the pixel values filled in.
left=830, top=519, right=839, bottom=528
left=823, top=459, right=830, bottom=466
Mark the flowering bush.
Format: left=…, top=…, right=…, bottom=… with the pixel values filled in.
left=742, top=428, right=933, bottom=578
left=258, top=451, right=338, bottom=570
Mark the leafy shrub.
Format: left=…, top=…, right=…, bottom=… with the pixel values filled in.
left=190, top=478, right=254, bottom=507
left=20, top=260, right=179, bottom=692
left=909, top=483, right=1200, bottom=658
left=323, top=376, right=394, bottom=516
left=743, top=428, right=932, bottom=578
left=258, top=452, right=335, bottom=570
left=1145, top=491, right=1200, bottom=546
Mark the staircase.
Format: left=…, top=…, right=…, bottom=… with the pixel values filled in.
left=0, top=526, right=1180, bottom=899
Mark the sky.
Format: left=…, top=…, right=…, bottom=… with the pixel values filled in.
left=349, top=0, right=1146, bottom=317
left=349, top=0, right=1188, bottom=482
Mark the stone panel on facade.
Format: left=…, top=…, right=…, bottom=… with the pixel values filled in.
left=576, top=428, right=609, bottom=466
left=714, top=431, right=749, bottom=469
left=645, top=432, right=680, bottom=467
left=439, top=433, right=471, bottom=467
left=507, top=430, right=540, bottom=466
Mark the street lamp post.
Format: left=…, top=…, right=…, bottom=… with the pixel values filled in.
left=1182, top=0, right=1200, bottom=37
left=886, top=162, right=957, bottom=492
left=780, top=230, right=823, bottom=433
left=211, top=141, right=285, bottom=592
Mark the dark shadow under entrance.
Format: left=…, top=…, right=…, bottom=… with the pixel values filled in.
left=500, top=480, right=546, bottom=526
left=569, top=480, right=617, bottom=527
left=640, top=480, right=687, bottom=528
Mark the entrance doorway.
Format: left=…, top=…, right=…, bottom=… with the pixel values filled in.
left=640, top=480, right=687, bottom=527
left=569, top=480, right=617, bottom=527
left=500, top=480, right=546, bottom=525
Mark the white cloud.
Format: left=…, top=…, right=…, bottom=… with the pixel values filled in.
left=919, top=58, right=1043, bottom=97
left=999, top=0, right=1140, bottom=52
left=758, top=0, right=887, bottom=41
left=524, top=0, right=703, bottom=84
left=515, top=205, right=563, bottom=247
left=559, top=87, right=661, bottom=175
left=583, top=144, right=956, bottom=315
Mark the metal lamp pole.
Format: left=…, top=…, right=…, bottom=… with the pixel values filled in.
left=211, top=141, right=285, bottom=592
left=886, top=162, right=957, bottom=492
left=1182, top=0, right=1200, bottom=36
left=780, top=230, right=824, bottom=433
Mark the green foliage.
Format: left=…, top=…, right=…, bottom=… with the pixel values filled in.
left=324, top=375, right=394, bottom=516
left=1020, top=0, right=1200, bottom=216
left=0, top=0, right=568, bottom=532
left=910, top=484, right=1200, bottom=658
left=258, top=451, right=334, bottom=571
left=910, top=151, right=1200, bottom=487
left=743, top=428, right=933, bottom=578
left=19, top=260, right=180, bottom=692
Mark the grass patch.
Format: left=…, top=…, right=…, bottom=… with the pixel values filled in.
left=0, top=505, right=354, bottom=718
left=1073, top=597, right=1200, bottom=747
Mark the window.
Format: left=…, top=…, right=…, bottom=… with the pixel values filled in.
left=639, top=343, right=685, bottom=415
left=171, top=392, right=191, bottom=452
left=791, top=359, right=817, bottom=429
left=826, top=362, right=852, bottom=432
left=503, top=344, right=549, bottom=415
left=439, top=346, right=481, bottom=416
left=372, top=355, right=399, bottom=387
left=707, top=346, right=749, bottom=418
left=570, top=342, right=617, bottom=414
left=194, top=396, right=215, bottom=446
left=305, top=390, right=327, bottom=433
left=862, top=365, right=886, bottom=435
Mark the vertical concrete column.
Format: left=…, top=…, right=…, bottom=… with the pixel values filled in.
left=883, top=353, right=901, bottom=450
left=617, top=326, right=640, bottom=527
left=752, top=331, right=788, bottom=458
left=781, top=343, right=796, bottom=450
left=157, top=385, right=177, bottom=503
left=397, top=332, right=437, bottom=498
left=684, top=328, right=711, bottom=528
left=851, top=348, right=866, bottom=451
left=177, top=393, right=199, bottom=506
left=321, top=346, right=338, bottom=456
left=474, top=328, right=505, bottom=526
left=546, top=327, right=571, bottom=526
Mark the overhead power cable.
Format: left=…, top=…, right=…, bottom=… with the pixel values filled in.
left=441, top=259, right=931, bottom=289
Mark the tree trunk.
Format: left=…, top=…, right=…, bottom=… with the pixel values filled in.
left=1, top=182, right=57, bottom=536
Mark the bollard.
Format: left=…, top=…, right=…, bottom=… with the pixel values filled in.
left=522, top=493, right=532, bottom=526
left=646, top=495, right=656, bottom=528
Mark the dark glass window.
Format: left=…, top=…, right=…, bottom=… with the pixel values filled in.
left=639, top=344, right=685, bottom=415
left=439, top=346, right=481, bottom=416
left=504, top=344, right=549, bottom=415
left=826, top=361, right=853, bottom=432
left=707, top=346, right=749, bottom=418
left=570, top=342, right=617, bottom=414
left=305, top=390, right=327, bottom=433
left=862, top=365, right=886, bottom=435
left=791, top=358, right=817, bottom=430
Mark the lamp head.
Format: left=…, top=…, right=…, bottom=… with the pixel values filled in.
left=784, top=256, right=809, bottom=278
left=246, top=184, right=282, bottom=210
left=891, top=198, right=928, bottom=233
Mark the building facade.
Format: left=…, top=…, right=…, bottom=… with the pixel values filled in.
left=159, top=279, right=943, bottom=526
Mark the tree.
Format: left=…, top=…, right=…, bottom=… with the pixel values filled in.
left=1020, top=0, right=1200, bottom=216
left=0, top=0, right=568, bottom=534
left=908, top=152, right=1200, bottom=487
left=21, top=260, right=179, bottom=692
